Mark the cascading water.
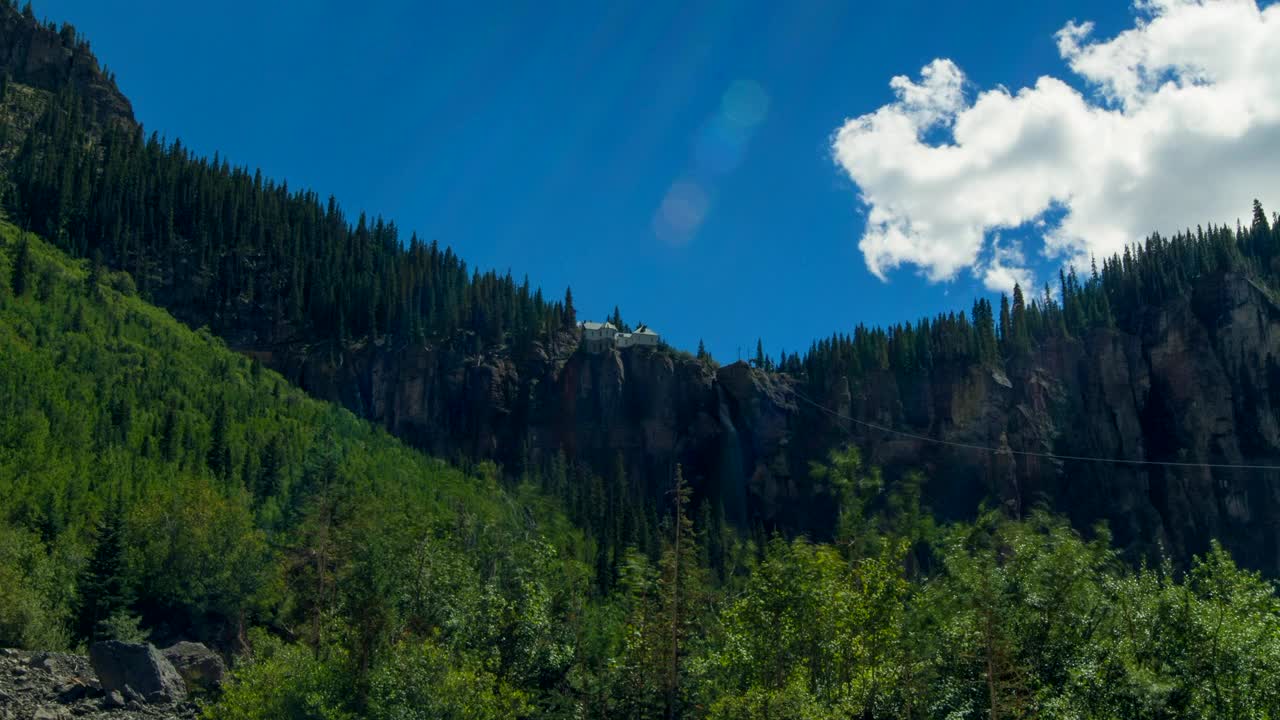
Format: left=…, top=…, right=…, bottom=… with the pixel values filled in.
left=715, top=383, right=749, bottom=527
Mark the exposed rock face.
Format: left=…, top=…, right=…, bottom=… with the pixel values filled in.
left=0, top=4, right=134, bottom=128
left=88, top=642, right=186, bottom=705
left=246, top=271, right=1280, bottom=573
left=0, top=648, right=195, bottom=719
left=159, top=643, right=224, bottom=695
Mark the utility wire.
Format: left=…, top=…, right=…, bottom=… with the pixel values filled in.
left=792, top=388, right=1280, bottom=471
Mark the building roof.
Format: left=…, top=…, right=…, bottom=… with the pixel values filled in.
left=580, top=321, right=617, bottom=331
left=634, top=324, right=658, bottom=335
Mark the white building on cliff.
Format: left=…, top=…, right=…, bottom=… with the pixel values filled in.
left=580, top=321, right=660, bottom=352
left=615, top=324, right=660, bottom=349
left=581, top=321, right=618, bottom=352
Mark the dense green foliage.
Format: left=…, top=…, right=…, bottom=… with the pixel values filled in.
left=0, top=225, right=590, bottom=709
left=5, top=226, right=1280, bottom=718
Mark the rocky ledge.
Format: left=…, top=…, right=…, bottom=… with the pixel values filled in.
left=0, top=641, right=224, bottom=720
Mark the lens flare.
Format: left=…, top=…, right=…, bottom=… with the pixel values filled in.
left=721, top=79, right=770, bottom=129
left=653, top=180, right=709, bottom=245
left=653, top=78, right=769, bottom=246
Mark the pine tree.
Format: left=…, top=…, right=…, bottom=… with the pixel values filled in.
left=86, top=248, right=104, bottom=295
left=564, top=287, right=577, bottom=327
left=208, top=401, right=232, bottom=483
left=11, top=237, right=29, bottom=297
left=291, top=430, right=344, bottom=649
left=974, top=299, right=998, bottom=362
left=1097, top=283, right=1115, bottom=328
left=1253, top=199, right=1271, bottom=237
left=256, top=435, right=285, bottom=503
left=998, top=294, right=1011, bottom=346
left=658, top=464, right=701, bottom=720
left=1011, top=283, right=1029, bottom=353
left=77, top=507, right=133, bottom=641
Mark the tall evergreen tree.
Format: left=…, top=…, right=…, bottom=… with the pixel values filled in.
left=86, top=248, right=104, bottom=295
left=76, top=507, right=132, bottom=641
left=564, top=287, right=577, bottom=327
left=1253, top=199, right=1271, bottom=237
left=11, top=237, right=29, bottom=297
left=658, top=464, right=701, bottom=720
left=1011, top=283, right=1029, bottom=352
left=998, top=294, right=1011, bottom=345
left=208, top=401, right=232, bottom=483
left=256, top=435, right=285, bottom=503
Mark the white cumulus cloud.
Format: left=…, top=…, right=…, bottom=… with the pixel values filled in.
left=832, top=0, right=1280, bottom=293
left=979, top=236, right=1036, bottom=294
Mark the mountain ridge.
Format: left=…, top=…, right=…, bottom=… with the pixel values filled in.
left=8, top=4, right=1280, bottom=717
left=3, top=0, right=1280, bottom=573
left=0, top=1, right=132, bottom=127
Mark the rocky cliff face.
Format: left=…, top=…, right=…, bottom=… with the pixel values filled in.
left=243, top=271, right=1280, bottom=573
left=0, top=3, right=134, bottom=128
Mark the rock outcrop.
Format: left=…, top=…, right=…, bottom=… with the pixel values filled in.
left=88, top=642, right=186, bottom=705
left=0, top=648, right=197, bottom=720
left=159, top=643, right=224, bottom=696
left=243, top=271, right=1280, bottom=573
left=0, top=3, right=134, bottom=128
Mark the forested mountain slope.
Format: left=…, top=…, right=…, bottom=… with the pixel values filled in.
left=0, top=0, right=130, bottom=127
left=5, top=1, right=1280, bottom=715
left=0, top=222, right=592, bottom=714
left=4, top=20, right=1280, bottom=576
left=5, top=225, right=1280, bottom=717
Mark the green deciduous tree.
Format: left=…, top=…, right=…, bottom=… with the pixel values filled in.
left=0, top=522, right=73, bottom=649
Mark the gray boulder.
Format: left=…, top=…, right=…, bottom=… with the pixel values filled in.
left=161, top=641, right=226, bottom=693
left=88, top=641, right=187, bottom=704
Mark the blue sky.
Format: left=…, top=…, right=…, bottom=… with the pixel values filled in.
left=38, top=0, right=1181, bottom=361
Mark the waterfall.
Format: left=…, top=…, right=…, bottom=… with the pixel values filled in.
left=715, top=383, right=749, bottom=527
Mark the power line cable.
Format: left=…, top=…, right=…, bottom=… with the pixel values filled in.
left=792, top=388, right=1280, bottom=471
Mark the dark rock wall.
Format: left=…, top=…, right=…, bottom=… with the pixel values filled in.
left=244, top=271, right=1280, bottom=573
